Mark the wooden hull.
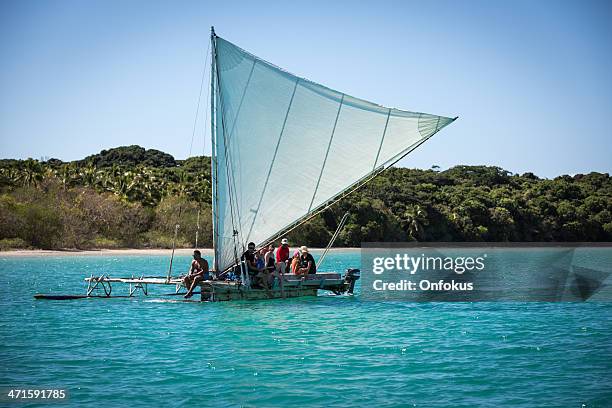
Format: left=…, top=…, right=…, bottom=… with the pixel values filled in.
left=200, top=272, right=352, bottom=302
left=202, top=285, right=319, bottom=301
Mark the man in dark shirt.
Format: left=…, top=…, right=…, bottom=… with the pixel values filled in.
left=298, top=246, right=316, bottom=276
left=242, top=241, right=265, bottom=287
left=242, top=242, right=258, bottom=272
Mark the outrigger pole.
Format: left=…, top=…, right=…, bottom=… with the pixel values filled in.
left=195, top=207, right=200, bottom=249
left=166, top=223, right=180, bottom=283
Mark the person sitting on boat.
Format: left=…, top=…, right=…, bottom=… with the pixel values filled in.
left=298, top=246, right=316, bottom=276
left=255, top=245, right=276, bottom=288
left=256, top=248, right=266, bottom=271
left=290, top=252, right=300, bottom=274
left=183, top=250, right=209, bottom=298
left=263, top=244, right=277, bottom=287
left=242, top=242, right=258, bottom=271
left=274, top=238, right=290, bottom=280
left=242, top=242, right=266, bottom=288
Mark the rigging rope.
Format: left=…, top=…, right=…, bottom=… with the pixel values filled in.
left=317, top=211, right=349, bottom=270
left=189, top=38, right=211, bottom=158
left=168, top=32, right=211, bottom=283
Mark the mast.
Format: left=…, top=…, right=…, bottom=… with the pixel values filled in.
left=210, top=26, right=220, bottom=272
left=211, top=28, right=243, bottom=272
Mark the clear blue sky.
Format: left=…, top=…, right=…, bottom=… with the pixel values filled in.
left=1, top=0, right=611, bottom=178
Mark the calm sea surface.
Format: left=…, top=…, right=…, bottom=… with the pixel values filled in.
left=1, top=250, right=611, bottom=407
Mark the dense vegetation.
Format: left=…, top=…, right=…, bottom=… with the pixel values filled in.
left=1, top=145, right=610, bottom=250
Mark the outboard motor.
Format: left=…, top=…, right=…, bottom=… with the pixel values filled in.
left=343, top=268, right=360, bottom=294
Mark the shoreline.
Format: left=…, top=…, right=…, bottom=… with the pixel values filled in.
left=0, top=247, right=363, bottom=257
left=3, top=243, right=609, bottom=257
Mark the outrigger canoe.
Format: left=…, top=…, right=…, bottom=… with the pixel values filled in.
left=34, top=27, right=455, bottom=302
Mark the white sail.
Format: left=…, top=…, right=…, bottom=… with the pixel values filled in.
left=211, top=32, right=456, bottom=272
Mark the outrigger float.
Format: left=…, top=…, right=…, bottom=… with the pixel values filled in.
left=34, top=28, right=455, bottom=302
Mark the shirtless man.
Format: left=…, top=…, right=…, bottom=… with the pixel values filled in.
left=184, top=250, right=209, bottom=298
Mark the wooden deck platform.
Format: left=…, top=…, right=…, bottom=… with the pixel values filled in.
left=32, top=270, right=359, bottom=301
left=78, top=271, right=357, bottom=301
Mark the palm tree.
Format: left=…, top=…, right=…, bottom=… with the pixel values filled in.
left=168, top=170, right=191, bottom=198
left=110, top=171, right=137, bottom=201
left=403, top=204, right=428, bottom=240
left=80, top=162, right=98, bottom=187
left=56, top=164, right=78, bottom=190
left=138, top=167, right=165, bottom=206
left=0, top=167, right=20, bottom=189
left=20, top=159, right=44, bottom=187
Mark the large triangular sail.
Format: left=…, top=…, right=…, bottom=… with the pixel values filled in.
left=210, top=30, right=456, bottom=272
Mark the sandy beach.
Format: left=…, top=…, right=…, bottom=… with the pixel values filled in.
left=0, top=247, right=362, bottom=257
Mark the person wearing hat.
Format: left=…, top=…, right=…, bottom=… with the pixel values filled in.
left=183, top=250, right=210, bottom=298
left=273, top=238, right=290, bottom=286
left=298, top=246, right=316, bottom=276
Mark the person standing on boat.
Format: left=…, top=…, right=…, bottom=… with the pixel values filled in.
left=183, top=250, right=209, bottom=298
left=298, top=246, right=316, bottom=276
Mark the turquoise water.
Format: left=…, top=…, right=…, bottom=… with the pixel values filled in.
left=1, top=251, right=611, bottom=407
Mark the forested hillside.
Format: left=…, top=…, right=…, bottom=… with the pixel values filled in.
left=1, top=145, right=610, bottom=249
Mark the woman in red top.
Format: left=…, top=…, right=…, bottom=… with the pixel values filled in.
left=272, top=238, right=290, bottom=287
left=275, top=239, right=290, bottom=270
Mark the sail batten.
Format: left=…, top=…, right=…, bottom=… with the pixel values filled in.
left=309, top=93, right=344, bottom=214
left=211, top=32, right=456, bottom=272
left=373, top=108, right=392, bottom=171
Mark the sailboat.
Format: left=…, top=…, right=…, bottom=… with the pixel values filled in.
left=205, top=27, right=456, bottom=300
left=34, top=28, right=456, bottom=302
